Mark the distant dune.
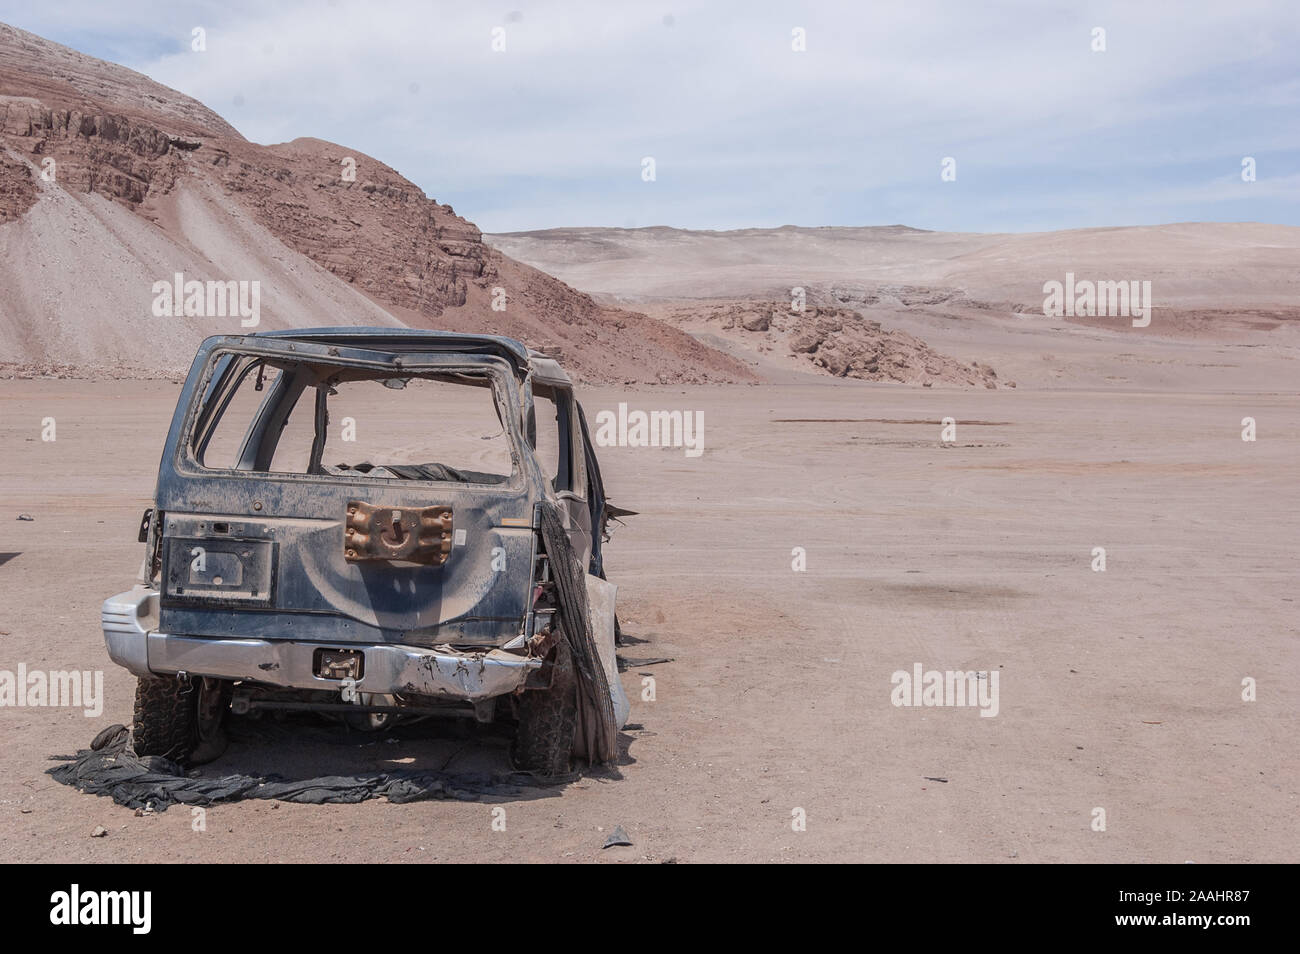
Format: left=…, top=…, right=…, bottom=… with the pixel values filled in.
left=488, top=223, right=1300, bottom=390
left=486, top=222, right=1300, bottom=311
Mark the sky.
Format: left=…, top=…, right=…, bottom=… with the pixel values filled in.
left=2, top=0, right=1297, bottom=233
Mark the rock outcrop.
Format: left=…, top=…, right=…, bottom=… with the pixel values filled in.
left=664, top=300, right=999, bottom=387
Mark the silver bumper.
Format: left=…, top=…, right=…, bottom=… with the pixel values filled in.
left=101, top=588, right=540, bottom=701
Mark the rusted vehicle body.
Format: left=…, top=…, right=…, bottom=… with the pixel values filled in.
left=102, top=328, right=627, bottom=774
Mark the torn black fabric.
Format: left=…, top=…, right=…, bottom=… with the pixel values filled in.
left=48, top=726, right=541, bottom=811
left=537, top=503, right=618, bottom=763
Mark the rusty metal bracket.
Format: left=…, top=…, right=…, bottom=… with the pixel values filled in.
left=525, top=626, right=559, bottom=659
left=344, top=501, right=453, bottom=565
left=519, top=627, right=561, bottom=691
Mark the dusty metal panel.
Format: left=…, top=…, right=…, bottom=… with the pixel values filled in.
left=586, top=573, right=629, bottom=729
left=157, top=513, right=536, bottom=646
left=162, top=535, right=276, bottom=606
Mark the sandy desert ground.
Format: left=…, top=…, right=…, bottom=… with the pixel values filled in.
left=2, top=377, right=1296, bottom=863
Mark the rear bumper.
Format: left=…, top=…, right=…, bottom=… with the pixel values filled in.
left=101, top=587, right=540, bottom=701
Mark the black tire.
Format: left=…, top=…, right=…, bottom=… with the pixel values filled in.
left=189, top=678, right=232, bottom=765
left=511, top=635, right=578, bottom=777
left=132, top=676, right=230, bottom=765
left=132, top=676, right=195, bottom=761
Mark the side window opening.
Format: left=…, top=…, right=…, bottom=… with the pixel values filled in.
left=267, top=385, right=318, bottom=474
left=532, top=384, right=583, bottom=495
left=569, top=408, right=588, bottom=498
left=194, top=358, right=284, bottom=469
left=533, top=388, right=563, bottom=488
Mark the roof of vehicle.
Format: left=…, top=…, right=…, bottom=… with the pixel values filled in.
left=250, top=327, right=572, bottom=386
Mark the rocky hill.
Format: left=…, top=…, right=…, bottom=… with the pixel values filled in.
left=0, top=22, right=752, bottom=384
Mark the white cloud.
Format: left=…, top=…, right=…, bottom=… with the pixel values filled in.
left=2, top=0, right=1297, bottom=230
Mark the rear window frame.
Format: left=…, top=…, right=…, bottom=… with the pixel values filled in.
left=176, top=348, right=527, bottom=491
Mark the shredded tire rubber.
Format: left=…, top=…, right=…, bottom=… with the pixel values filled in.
left=47, top=725, right=550, bottom=811
left=510, top=633, right=579, bottom=775
left=537, top=502, right=619, bottom=763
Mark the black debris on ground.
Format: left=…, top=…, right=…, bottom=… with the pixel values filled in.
left=48, top=724, right=554, bottom=811
left=617, top=656, right=675, bottom=672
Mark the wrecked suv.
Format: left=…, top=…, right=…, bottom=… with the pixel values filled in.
left=103, top=329, right=629, bottom=776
